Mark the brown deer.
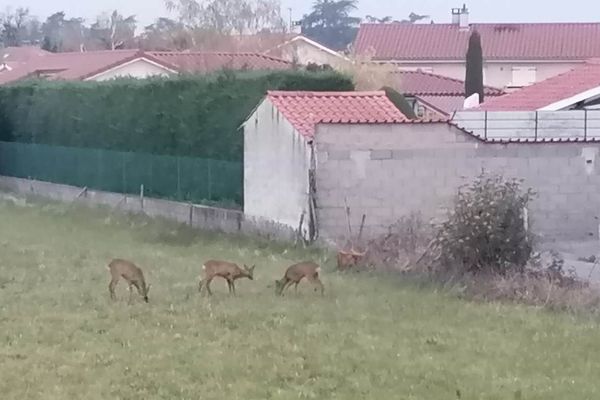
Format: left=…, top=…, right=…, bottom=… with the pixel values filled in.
left=107, top=259, right=151, bottom=303
left=275, top=261, right=324, bottom=296
left=199, top=260, right=255, bottom=296
left=337, top=248, right=366, bottom=271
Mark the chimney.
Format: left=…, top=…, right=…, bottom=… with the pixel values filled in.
left=451, top=4, right=470, bottom=30
left=451, top=7, right=461, bottom=24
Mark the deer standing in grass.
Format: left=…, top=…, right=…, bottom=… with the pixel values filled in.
left=107, top=259, right=151, bottom=303
left=199, top=260, right=255, bottom=296
left=337, top=248, right=366, bottom=271
left=275, top=262, right=324, bottom=296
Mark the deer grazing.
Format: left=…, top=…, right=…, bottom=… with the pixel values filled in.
left=107, top=259, right=151, bottom=303
left=199, top=260, right=255, bottom=296
left=337, top=248, right=367, bottom=271
left=275, top=261, right=324, bottom=296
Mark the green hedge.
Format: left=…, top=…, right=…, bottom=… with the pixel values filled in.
left=0, top=70, right=354, bottom=160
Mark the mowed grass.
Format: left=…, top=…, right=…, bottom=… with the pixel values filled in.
left=0, top=199, right=600, bottom=399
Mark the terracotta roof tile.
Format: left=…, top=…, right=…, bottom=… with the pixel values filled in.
left=149, top=52, right=291, bottom=73
left=355, top=23, right=600, bottom=61
left=393, top=70, right=503, bottom=96
left=0, top=49, right=291, bottom=85
left=267, top=91, right=407, bottom=137
left=478, top=61, right=600, bottom=111
left=415, top=95, right=467, bottom=116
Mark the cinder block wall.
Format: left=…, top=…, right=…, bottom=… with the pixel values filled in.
left=314, top=123, right=600, bottom=244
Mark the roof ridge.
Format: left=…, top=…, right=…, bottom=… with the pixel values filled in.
left=267, top=90, right=385, bottom=97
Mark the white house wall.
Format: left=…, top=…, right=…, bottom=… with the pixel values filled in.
left=243, top=99, right=311, bottom=233
left=391, top=61, right=579, bottom=89
left=279, top=41, right=349, bottom=69
left=90, top=59, right=173, bottom=81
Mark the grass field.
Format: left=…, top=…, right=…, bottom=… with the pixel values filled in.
left=1, top=198, right=600, bottom=399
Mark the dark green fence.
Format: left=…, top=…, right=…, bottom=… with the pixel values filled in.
left=0, top=141, right=243, bottom=205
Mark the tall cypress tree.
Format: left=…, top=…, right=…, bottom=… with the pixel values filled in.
left=465, top=30, right=484, bottom=103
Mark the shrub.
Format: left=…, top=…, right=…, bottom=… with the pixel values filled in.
left=0, top=70, right=354, bottom=160
left=437, top=173, right=534, bottom=274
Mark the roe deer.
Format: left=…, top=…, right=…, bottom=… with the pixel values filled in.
left=107, top=259, right=151, bottom=303
left=275, top=262, right=324, bottom=296
left=199, top=260, right=255, bottom=296
left=337, top=248, right=366, bottom=271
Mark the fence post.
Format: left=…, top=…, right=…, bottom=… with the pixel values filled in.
left=140, top=184, right=144, bottom=211
left=207, top=160, right=212, bottom=201
left=534, top=111, right=538, bottom=141
left=584, top=109, right=588, bottom=140
left=484, top=111, right=488, bottom=140
left=176, top=157, right=181, bottom=201
left=188, top=202, right=193, bottom=226
left=121, top=153, right=127, bottom=194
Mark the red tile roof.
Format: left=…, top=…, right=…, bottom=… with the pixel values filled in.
left=1, top=46, right=51, bottom=62
left=354, top=23, right=600, bottom=61
left=478, top=60, right=600, bottom=111
left=392, top=70, right=503, bottom=96
left=149, top=52, right=291, bottom=73
left=0, top=49, right=291, bottom=85
left=415, top=95, right=467, bottom=116
left=266, top=91, right=407, bottom=137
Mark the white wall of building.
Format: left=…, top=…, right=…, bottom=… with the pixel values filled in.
left=89, top=59, right=173, bottom=81
left=389, top=61, right=580, bottom=89
left=243, top=99, right=311, bottom=233
left=276, top=39, right=350, bottom=69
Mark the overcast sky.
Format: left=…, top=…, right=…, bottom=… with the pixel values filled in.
left=3, top=0, right=599, bottom=27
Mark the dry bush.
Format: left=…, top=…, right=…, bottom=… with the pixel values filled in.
left=341, top=52, right=399, bottom=91
left=366, top=213, right=434, bottom=270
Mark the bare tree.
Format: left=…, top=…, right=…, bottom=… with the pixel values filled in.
left=0, top=7, right=37, bottom=47
left=165, top=0, right=284, bottom=35
left=90, top=11, right=137, bottom=50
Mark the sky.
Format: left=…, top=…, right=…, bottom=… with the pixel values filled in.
left=2, top=0, right=600, bottom=28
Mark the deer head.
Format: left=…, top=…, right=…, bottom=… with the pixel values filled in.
left=243, top=264, right=255, bottom=280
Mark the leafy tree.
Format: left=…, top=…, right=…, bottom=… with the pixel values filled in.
left=141, top=18, right=190, bottom=50
left=465, top=30, right=484, bottom=103
left=301, top=0, right=360, bottom=50
left=41, top=12, right=66, bottom=52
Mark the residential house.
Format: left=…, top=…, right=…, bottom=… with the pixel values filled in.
left=265, top=35, right=351, bottom=69
left=390, top=69, right=504, bottom=118
left=353, top=5, right=600, bottom=89
left=452, top=60, right=600, bottom=142
left=0, top=49, right=291, bottom=84
left=244, top=90, right=600, bottom=244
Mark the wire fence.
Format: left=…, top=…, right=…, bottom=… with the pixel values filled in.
left=0, top=141, right=243, bottom=206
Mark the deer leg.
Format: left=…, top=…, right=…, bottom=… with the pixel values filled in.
left=294, top=281, right=299, bottom=294
left=109, top=278, right=119, bottom=300
left=205, top=277, right=214, bottom=296
left=281, top=280, right=295, bottom=295
left=314, top=279, right=325, bottom=296
left=198, top=279, right=204, bottom=293
left=308, top=274, right=325, bottom=296
left=128, top=283, right=135, bottom=304
left=230, top=280, right=237, bottom=296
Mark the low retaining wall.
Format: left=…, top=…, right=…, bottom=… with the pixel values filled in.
left=0, top=176, right=297, bottom=242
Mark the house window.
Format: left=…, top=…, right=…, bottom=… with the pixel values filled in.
left=511, top=66, right=537, bottom=87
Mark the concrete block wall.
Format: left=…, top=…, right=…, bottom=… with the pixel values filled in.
left=314, top=123, right=600, bottom=244
left=0, top=176, right=298, bottom=242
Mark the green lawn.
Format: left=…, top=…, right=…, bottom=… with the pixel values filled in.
left=0, top=198, right=599, bottom=399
